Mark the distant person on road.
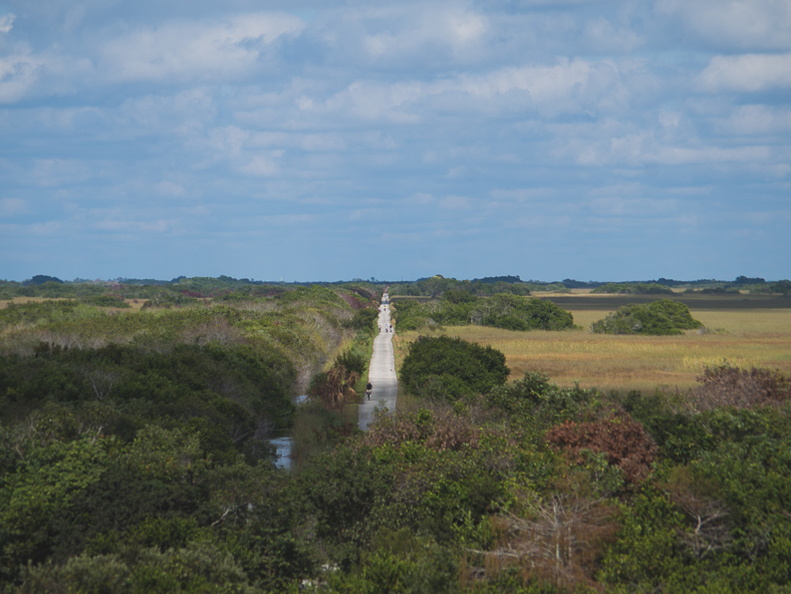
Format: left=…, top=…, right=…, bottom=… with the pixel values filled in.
left=365, top=382, right=373, bottom=400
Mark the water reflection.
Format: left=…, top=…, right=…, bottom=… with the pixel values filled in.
left=270, top=436, right=293, bottom=470
left=268, top=395, right=306, bottom=470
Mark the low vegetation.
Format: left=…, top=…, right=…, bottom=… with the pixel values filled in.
left=0, top=276, right=790, bottom=591
left=591, top=299, right=703, bottom=335
left=591, top=282, right=674, bottom=295
left=393, top=293, right=576, bottom=332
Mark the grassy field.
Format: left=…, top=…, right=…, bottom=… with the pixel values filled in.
left=393, top=295, right=791, bottom=395
left=0, top=296, right=148, bottom=311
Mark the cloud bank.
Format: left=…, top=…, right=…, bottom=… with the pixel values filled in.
left=0, top=0, right=789, bottom=281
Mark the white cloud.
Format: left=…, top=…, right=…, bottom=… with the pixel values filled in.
left=197, top=126, right=250, bottom=168
left=324, top=80, right=423, bottom=122
left=2, top=0, right=790, bottom=282
left=586, top=194, right=680, bottom=217
left=96, top=219, right=172, bottom=233
left=100, top=13, right=305, bottom=83
left=260, top=213, right=316, bottom=226
left=362, top=6, right=488, bottom=60
left=489, top=188, right=555, bottom=202
left=656, top=0, right=791, bottom=50
left=647, top=145, right=772, bottom=166
left=0, top=51, right=43, bottom=103
left=582, top=16, right=642, bottom=53
left=0, top=13, right=14, bottom=34
left=506, top=214, right=572, bottom=229
left=698, top=53, right=791, bottom=92
left=439, top=195, right=474, bottom=210
left=31, top=159, right=94, bottom=187
left=463, top=59, right=622, bottom=114
left=715, top=105, right=791, bottom=136
left=238, top=153, right=283, bottom=177
left=319, top=57, right=627, bottom=124
left=155, top=181, right=188, bottom=197
left=245, top=131, right=346, bottom=152
left=29, top=221, right=63, bottom=235
left=565, top=124, right=776, bottom=168
left=0, top=197, right=26, bottom=217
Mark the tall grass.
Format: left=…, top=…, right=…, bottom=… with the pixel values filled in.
left=394, top=307, right=791, bottom=394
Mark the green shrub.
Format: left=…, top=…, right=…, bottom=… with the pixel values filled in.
left=79, top=295, right=130, bottom=308
left=393, top=294, right=575, bottom=332
left=400, top=336, right=509, bottom=400
left=334, top=348, right=368, bottom=376
left=592, top=283, right=674, bottom=295
left=591, top=300, right=702, bottom=335
left=344, top=307, right=379, bottom=332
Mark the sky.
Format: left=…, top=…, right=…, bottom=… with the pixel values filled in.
left=1, top=0, right=789, bottom=283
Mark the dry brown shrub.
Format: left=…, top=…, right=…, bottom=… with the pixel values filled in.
left=663, top=468, right=731, bottom=561
left=181, top=317, right=245, bottom=346
left=338, top=292, right=365, bottom=310
left=688, top=364, right=791, bottom=411
left=545, top=410, right=657, bottom=485
left=362, top=406, right=481, bottom=452
left=468, top=492, right=619, bottom=592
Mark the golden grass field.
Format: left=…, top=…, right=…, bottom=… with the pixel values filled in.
left=393, top=297, right=791, bottom=395
left=0, top=297, right=148, bottom=311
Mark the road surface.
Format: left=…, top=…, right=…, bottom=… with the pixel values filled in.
left=359, top=291, right=397, bottom=430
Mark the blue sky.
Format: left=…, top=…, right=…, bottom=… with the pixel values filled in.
left=1, top=0, right=789, bottom=282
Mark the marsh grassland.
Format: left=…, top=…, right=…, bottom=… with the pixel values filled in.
left=394, top=296, right=791, bottom=394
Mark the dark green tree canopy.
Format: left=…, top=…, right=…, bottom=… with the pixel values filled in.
left=399, top=335, right=509, bottom=400
left=591, top=299, right=703, bottom=335
left=394, top=293, right=575, bottom=332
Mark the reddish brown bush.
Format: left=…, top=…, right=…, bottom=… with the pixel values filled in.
left=688, top=364, right=791, bottom=411
left=545, top=411, right=657, bottom=485
left=362, top=406, right=481, bottom=452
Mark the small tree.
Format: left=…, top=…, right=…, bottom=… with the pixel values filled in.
left=400, top=336, right=509, bottom=401
left=591, top=300, right=702, bottom=335
left=545, top=410, right=658, bottom=485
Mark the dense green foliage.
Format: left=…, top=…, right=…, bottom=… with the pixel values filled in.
left=0, top=276, right=379, bottom=307
left=393, top=293, right=575, bottom=332
left=0, top=281, right=383, bottom=591
left=583, top=277, right=791, bottom=296
left=400, top=336, right=510, bottom=400
left=389, top=275, right=534, bottom=298
left=591, top=299, right=703, bottom=335
left=1, top=279, right=791, bottom=592
left=0, top=343, right=295, bottom=459
left=591, top=283, right=674, bottom=295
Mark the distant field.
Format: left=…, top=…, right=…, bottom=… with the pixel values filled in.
left=0, top=296, right=149, bottom=311
left=0, top=297, right=59, bottom=308
left=393, top=294, right=791, bottom=394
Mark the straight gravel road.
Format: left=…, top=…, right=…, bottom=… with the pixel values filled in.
left=358, top=291, right=397, bottom=430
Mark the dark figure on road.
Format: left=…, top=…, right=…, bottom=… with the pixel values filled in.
left=365, top=382, right=373, bottom=400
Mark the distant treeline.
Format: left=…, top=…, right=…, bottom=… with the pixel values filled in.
left=0, top=276, right=380, bottom=306
left=387, top=275, right=791, bottom=299
left=4, top=274, right=790, bottom=300
left=392, top=293, right=577, bottom=332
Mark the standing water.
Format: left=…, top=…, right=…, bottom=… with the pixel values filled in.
left=270, top=436, right=293, bottom=470
left=268, top=394, right=307, bottom=470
